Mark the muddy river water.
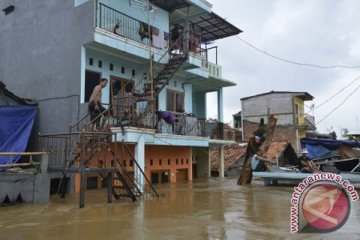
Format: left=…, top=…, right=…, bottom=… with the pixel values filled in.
left=0, top=178, right=359, bottom=239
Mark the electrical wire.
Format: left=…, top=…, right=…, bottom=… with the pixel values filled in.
left=236, top=36, right=360, bottom=69
left=306, top=75, right=360, bottom=113
left=316, top=83, right=360, bottom=125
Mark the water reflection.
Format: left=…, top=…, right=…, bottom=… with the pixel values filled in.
left=0, top=179, right=359, bottom=240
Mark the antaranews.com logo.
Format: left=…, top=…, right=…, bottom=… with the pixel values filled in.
left=290, top=172, right=359, bottom=233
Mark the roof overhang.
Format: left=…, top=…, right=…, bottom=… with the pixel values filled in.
left=153, top=0, right=189, bottom=12
left=191, top=76, right=236, bottom=92
left=190, top=12, right=242, bottom=42
left=294, top=92, right=314, bottom=101
left=154, top=1, right=242, bottom=41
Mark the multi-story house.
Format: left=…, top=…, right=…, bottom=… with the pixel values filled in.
left=1, top=0, right=241, bottom=200
left=241, top=91, right=315, bottom=152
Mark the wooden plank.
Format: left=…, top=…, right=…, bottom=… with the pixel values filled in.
left=0, top=152, right=47, bottom=156
left=0, top=162, right=40, bottom=168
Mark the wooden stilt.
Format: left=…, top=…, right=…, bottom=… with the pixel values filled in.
left=79, top=169, right=86, bottom=208
left=60, top=174, right=67, bottom=198
left=107, top=172, right=112, bottom=203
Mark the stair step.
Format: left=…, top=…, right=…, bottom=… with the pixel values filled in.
left=112, top=185, right=128, bottom=190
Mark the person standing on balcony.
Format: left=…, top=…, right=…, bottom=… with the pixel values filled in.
left=88, top=78, right=108, bottom=130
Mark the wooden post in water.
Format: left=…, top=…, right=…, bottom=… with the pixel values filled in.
left=60, top=174, right=67, bottom=198
left=107, top=172, right=112, bottom=203
left=79, top=133, right=86, bottom=208
left=238, top=115, right=277, bottom=185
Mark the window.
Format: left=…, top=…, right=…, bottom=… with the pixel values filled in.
left=121, top=67, right=125, bottom=74
left=186, top=158, right=189, bottom=164
left=181, top=158, right=184, bottom=164
left=167, top=90, right=184, bottom=112
left=176, top=159, right=178, bottom=165
left=110, top=63, right=114, bottom=71
left=150, top=159, right=153, bottom=166
left=98, top=60, right=102, bottom=68
left=89, top=58, right=93, bottom=66
left=168, top=159, right=171, bottom=165
left=159, top=159, right=162, bottom=166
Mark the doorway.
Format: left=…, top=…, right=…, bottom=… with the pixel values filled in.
left=110, top=76, right=134, bottom=118
left=85, top=70, right=101, bottom=102
left=151, top=170, right=170, bottom=184
left=176, top=169, right=188, bottom=182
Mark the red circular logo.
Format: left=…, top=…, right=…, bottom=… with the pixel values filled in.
left=301, top=182, right=351, bottom=232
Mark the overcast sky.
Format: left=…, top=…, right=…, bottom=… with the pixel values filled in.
left=206, top=0, right=360, bottom=137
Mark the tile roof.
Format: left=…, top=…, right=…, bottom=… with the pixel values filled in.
left=210, top=143, right=247, bottom=171
left=266, top=141, right=289, bottom=160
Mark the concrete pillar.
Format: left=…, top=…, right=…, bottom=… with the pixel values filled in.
left=135, top=135, right=145, bottom=190
left=217, top=88, right=223, bottom=122
left=183, top=8, right=190, bottom=53
left=219, top=145, right=225, bottom=178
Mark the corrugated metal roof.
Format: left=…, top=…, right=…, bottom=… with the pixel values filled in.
left=190, top=12, right=242, bottom=42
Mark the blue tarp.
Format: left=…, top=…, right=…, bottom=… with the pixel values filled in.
left=0, top=106, right=37, bottom=166
left=301, top=138, right=360, bottom=159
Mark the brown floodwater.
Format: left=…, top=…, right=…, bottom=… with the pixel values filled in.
left=0, top=178, right=359, bottom=240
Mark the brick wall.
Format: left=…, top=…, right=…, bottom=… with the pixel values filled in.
left=243, top=120, right=298, bottom=153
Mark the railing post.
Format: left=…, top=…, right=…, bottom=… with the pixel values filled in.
left=107, top=172, right=112, bottom=203
left=79, top=132, right=86, bottom=208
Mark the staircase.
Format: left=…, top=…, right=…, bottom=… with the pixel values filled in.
left=40, top=115, right=159, bottom=205
left=142, top=53, right=188, bottom=98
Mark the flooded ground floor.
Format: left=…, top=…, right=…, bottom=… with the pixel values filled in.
left=0, top=178, right=359, bottom=239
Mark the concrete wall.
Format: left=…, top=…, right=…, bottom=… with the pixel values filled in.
left=145, top=145, right=192, bottom=183
left=84, top=47, right=147, bottom=104
left=0, top=0, right=95, bottom=133
left=243, top=120, right=298, bottom=153
left=241, top=93, right=295, bottom=126
left=0, top=155, right=50, bottom=203
left=192, top=91, right=206, bottom=119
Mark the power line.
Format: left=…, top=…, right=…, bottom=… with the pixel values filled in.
left=306, top=75, right=360, bottom=113
left=316, top=83, right=360, bottom=126
left=236, top=36, right=360, bottom=69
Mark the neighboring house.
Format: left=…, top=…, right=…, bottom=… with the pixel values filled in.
left=346, top=130, right=360, bottom=141
left=233, top=110, right=243, bottom=142
left=241, top=91, right=315, bottom=153
left=210, top=143, right=247, bottom=177
left=1, top=0, right=242, bottom=194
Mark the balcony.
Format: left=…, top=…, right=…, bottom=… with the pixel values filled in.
left=95, top=3, right=203, bottom=62
left=296, top=113, right=316, bottom=130
left=106, top=100, right=234, bottom=140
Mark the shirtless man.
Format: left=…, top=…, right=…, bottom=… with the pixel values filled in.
left=88, top=78, right=108, bottom=129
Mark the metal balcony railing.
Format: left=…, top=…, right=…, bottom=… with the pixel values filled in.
left=198, top=119, right=236, bottom=141
left=97, top=3, right=151, bottom=46
left=96, top=3, right=205, bottom=60
left=296, top=113, right=315, bottom=129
